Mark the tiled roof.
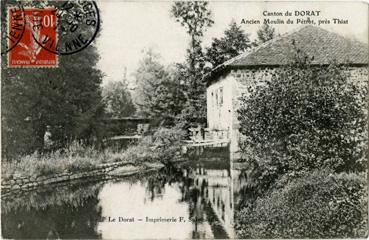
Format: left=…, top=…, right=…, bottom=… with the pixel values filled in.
left=207, top=26, right=368, bottom=81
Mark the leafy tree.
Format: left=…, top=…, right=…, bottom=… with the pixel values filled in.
left=102, top=80, right=136, bottom=118
left=237, top=52, right=367, bottom=190
left=171, top=1, right=213, bottom=126
left=133, top=50, right=186, bottom=126
left=171, top=1, right=214, bottom=71
left=132, top=48, right=168, bottom=117
left=148, top=64, right=187, bottom=126
left=256, top=24, right=276, bottom=43
left=2, top=45, right=105, bottom=158
left=1, top=0, right=104, bottom=158
left=205, top=21, right=251, bottom=68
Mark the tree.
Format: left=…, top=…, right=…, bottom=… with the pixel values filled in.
left=1, top=1, right=104, bottom=157
left=2, top=46, right=105, bottom=157
left=237, top=52, right=367, bottom=189
left=171, top=1, right=214, bottom=71
left=171, top=1, right=214, bottom=126
left=102, top=80, right=136, bottom=118
left=256, top=24, right=276, bottom=43
left=205, top=21, right=251, bottom=68
left=133, top=50, right=186, bottom=126
left=132, top=48, right=167, bottom=117
left=148, top=64, right=187, bottom=126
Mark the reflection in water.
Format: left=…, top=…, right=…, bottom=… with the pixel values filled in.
left=2, top=157, right=234, bottom=239
left=2, top=180, right=104, bottom=239
left=232, top=164, right=261, bottom=212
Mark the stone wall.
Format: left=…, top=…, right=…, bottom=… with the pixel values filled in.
left=345, top=67, right=368, bottom=87
left=1, top=161, right=131, bottom=195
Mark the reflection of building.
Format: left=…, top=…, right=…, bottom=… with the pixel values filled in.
left=186, top=166, right=235, bottom=238
left=205, top=26, right=368, bottom=160
left=231, top=168, right=252, bottom=212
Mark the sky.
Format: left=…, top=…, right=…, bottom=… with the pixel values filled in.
left=95, top=1, right=368, bottom=85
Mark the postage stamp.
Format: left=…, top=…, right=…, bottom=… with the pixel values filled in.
left=7, top=7, right=58, bottom=68
left=6, top=1, right=100, bottom=67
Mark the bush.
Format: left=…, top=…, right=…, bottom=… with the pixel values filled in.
left=237, top=62, right=367, bottom=189
left=151, top=127, right=185, bottom=147
left=235, top=171, right=368, bottom=238
left=149, top=127, right=185, bottom=163
left=235, top=50, right=367, bottom=239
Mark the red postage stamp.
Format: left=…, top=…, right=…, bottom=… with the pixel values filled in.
left=8, top=7, right=58, bottom=68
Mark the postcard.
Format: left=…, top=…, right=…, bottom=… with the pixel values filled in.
left=1, top=0, right=368, bottom=239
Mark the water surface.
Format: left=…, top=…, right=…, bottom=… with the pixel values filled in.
left=2, top=156, right=234, bottom=239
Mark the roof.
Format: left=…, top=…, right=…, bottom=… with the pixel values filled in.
left=206, top=26, right=368, bottom=83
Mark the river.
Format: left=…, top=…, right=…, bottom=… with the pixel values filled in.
left=1, top=153, right=236, bottom=239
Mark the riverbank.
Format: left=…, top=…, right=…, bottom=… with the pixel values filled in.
left=2, top=128, right=186, bottom=194
left=1, top=161, right=169, bottom=195
left=2, top=155, right=232, bottom=239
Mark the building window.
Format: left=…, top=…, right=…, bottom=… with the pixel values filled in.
left=211, top=91, right=214, bottom=107
left=219, top=87, right=223, bottom=106
left=215, top=90, right=219, bottom=106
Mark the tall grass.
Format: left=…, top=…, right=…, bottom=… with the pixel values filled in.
left=2, top=127, right=185, bottom=179
left=2, top=142, right=119, bottom=179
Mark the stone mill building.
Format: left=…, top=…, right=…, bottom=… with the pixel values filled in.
left=205, top=26, right=368, bottom=160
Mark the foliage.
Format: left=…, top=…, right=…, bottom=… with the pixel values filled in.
left=147, top=64, right=187, bottom=126
left=132, top=48, right=165, bottom=116
left=119, top=128, right=184, bottom=165
left=151, top=127, right=186, bottom=147
left=133, top=50, right=186, bottom=125
left=2, top=127, right=185, bottom=179
left=235, top=171, right=368, bottom=238
left=235, top=47, right=367, bottom=238
left=256, top=24, right=277, bottom=43
left=2, top=141, right=110, bottom=178
left=171, top=1, right=214, bottom=71
left=176, top=64, right=208, bottom=129
left=171, top=1, right=213, bottom=126
left=109, top=127, right=183, bottom=165
left=1, top=0, right=105, bottom=158
left=102, top=80, right=136, bottom=118
left=205, top=21, right=251, bottom=68
left=237, top=61, right=367, bottom=188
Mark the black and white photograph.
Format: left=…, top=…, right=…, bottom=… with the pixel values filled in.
left=1, top=0, right=368, bottom=239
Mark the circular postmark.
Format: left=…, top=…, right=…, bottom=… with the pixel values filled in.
left=31, top=0, right=100, bottom=55
left=1, top=2, right=26, bottom=55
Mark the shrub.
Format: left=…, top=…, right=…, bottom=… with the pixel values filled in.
left=153, top=127, right=185, bottom=162
left=151, top=127, right=186, bottom=147
left=235, top=171, right=368, bottom=238
left=237, top=62, right=367, bottom=189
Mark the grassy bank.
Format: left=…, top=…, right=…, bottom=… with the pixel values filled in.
left=2, top=128, right=185, bottom=180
